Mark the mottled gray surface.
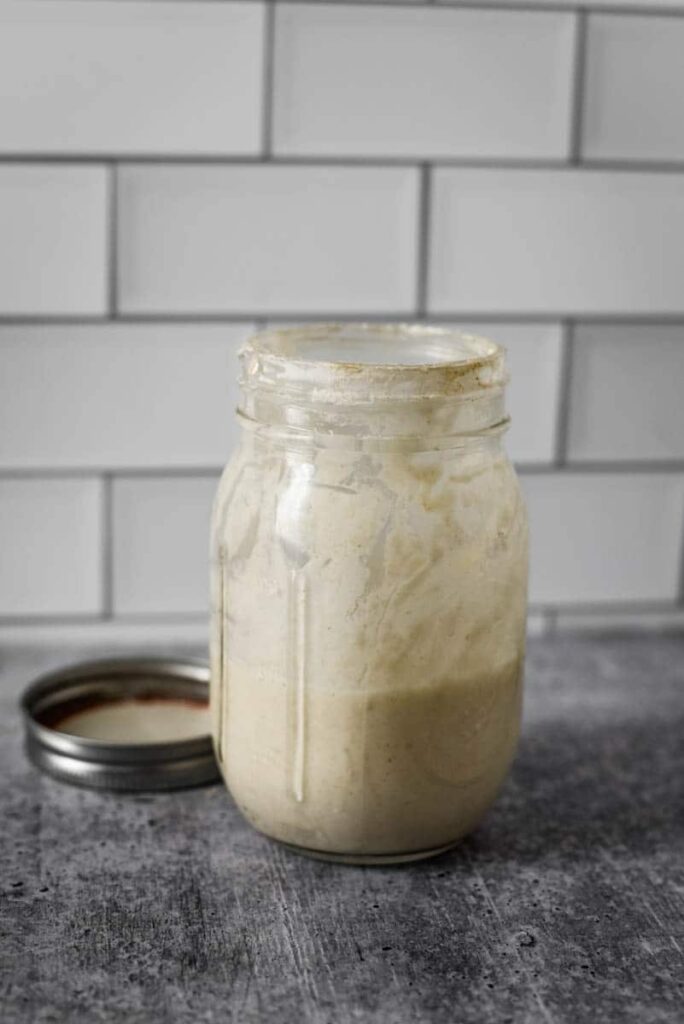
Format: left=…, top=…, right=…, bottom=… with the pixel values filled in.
left=1, top=637, right=683, bottom=1024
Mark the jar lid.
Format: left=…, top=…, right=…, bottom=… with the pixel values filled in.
left=21, top=657, right=220, bottom=791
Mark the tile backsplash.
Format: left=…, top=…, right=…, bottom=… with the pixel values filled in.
left=0, top=478, right=103, bottom=618
left=1, top=0, right=683, bottom=640
left=0, top=1, right=266, bottom=155
left=272, top=4, right=576, bottom=159
left=112, top=476, right=220, bottom=616
left=582, top=13, right=684, bottom=162
left=0, top=165, right=108, bottom=315
left=117, top=164, right=420, bottom=314
left=429, top=167, right=684, bottom=315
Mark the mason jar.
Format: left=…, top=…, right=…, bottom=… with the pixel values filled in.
left=210, top=324, right=528, bottom=864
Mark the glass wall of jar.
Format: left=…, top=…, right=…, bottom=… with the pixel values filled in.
left=210, top=324, right=528, bottom=864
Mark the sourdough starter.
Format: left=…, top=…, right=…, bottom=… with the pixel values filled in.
left=212, top=434, right=527, bottom=857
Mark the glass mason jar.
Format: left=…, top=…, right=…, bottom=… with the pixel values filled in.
left=210, top=324, right=528, bottom=864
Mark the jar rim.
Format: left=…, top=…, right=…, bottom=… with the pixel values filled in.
left=240, top=323, right=507, bottom=401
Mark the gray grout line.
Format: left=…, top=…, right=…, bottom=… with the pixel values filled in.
left=2, top=463, right=684, bottom=480
left=298, top=0, right=684, bottom=15
left=108, top=310, right=422, bottom=322
left=581, top=158, right=684, bottom=174
left=1, top=604, right=681, bottom=631
left=4, top=312, right=684, bottom=327
left=0, top=154, right=413, bottom=167
left=518, top=461, right=684, bottom=474
left=0, top=467, right=223, bottom=480
left=15, top=0, right=684, bottom=15
left=396, top=1, right=684, bottom=15
left=112, top=467, right=222, bottom=480
left=101, top=473, right=114, bottom=619
left=6, top=154, right=684, bottom=175
left=0, top=316, right=111, bottom=327
left=0, top=615, right=109, bottom=627
left=0, top=613, right=210, bottom=628
left=568, top=9, right=588, bottom=165
left=528, top=599, right=684, bottom=615
left=553, top=320, right=575, bottom=467
left=107, top=164, right=119, bottom=317
left=261, top=2, right=277, bottom=159
left=415, top=164, right=431, bottom=318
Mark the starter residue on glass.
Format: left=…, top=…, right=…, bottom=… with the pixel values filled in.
left=210, top=325, right=529, bottom=860
left=55, top=697, right=210, bottom=744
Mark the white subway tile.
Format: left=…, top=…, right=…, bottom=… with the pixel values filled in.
left=455, top=323, right=563, bottom=464
left=273, top=4, right=574, bottom=159
left=0, top=323, right=252, bottom=471
left=583, top=14, right=684, bottom=162
left=0, top=478, right=102, bottom=616
left=568, top=324, right=684, bottom=463
left=119, top=165, right=419, bottom=315
left=429, top=168, right=684, bottom=316
left=522, top=472, right=684, bottom=605
left=0, top=166, right=107, bottom=315
left=112, top=476, right=218, bottom=615
left=0, top=1, right=264, bottom=155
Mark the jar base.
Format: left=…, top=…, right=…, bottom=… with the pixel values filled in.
left=276, top=838, right=461, bottom=866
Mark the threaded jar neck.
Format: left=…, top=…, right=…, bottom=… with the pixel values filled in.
left=238, top=324, right=509, bottom=449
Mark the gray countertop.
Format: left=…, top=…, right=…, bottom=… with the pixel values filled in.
left=1, top=636, right=683, bottom=1024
